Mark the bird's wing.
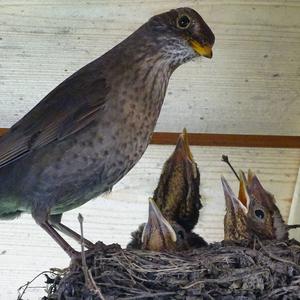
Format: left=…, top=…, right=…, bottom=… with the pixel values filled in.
left=0, top=64, right=109, bottom=168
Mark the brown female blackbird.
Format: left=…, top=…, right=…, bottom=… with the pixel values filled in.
left=0, top=8, right=214, bottom=257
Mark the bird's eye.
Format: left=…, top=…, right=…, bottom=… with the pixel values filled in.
left=255, top=209, right=265, bottom=219
left=177, top=15, right=190, bottom=29
left=177, top=230, right=184, bottom=239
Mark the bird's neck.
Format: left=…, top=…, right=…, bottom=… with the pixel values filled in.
left=105, top=29, right=176, bottom=114
left=103, top=23, right=179, bottom=79
left=99, top=25, right=180, bottom=138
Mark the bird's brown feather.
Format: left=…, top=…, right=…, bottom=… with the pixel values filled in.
left=0, top=67, right=109, bottom=168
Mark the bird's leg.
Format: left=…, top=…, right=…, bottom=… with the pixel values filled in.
left=221, top=155, right=240, bottom=181
left=53, top=222, right=94, bottom=249
left=49, top=214, right=94, bottom=249
left=40, top=221, right=79, bottom=257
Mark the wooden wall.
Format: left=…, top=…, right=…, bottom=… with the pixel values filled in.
left=0, top=1, right=300, bottom=299
left=0, top=0, right=300, bottom=135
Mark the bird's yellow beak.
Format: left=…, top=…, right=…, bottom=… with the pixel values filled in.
left=238, top=170, right=250, bottom=209
left=189, top=39, right=213, bottom=58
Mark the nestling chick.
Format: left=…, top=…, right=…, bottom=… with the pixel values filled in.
left=221, top=170, right=288, bottom=241
left=242, top=170, right=288, bottom=241
left=127, top=198, right=206, bottom=251
left=127, top=198, right=188, bottom=251
left=127, top=129, right=207, bottom=251
left=153, top=128, right=202, bottom=232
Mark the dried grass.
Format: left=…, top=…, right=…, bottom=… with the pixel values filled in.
left=20, top=239, right=300, bottom=300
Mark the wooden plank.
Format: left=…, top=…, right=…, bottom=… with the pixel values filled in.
left=151, top=132, right=300, bottom=148
left=1, top=128, right=300, bottom=148
left=288, top=167, right=300, bottom=241
left=0, top=128, right=7, bottom=136
left=0, top=1, right=300, bottom=135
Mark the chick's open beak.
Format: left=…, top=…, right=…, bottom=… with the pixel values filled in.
left=238, top=170, right=250, bottom=209
left=142, top=198, right=177, bottom=245
left=189, top=39, right=213, bottom=58
left=221, top=176, right=247, bottom=214
left=221, top=176, right=240, bottom=213
left=176, top=128, right=194, bottom=161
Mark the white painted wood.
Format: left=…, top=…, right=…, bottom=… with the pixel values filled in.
left=0, top=145, right=300, bottom=299
left=288, top=167, right=300, bottom=241
left=0, top=0, right=300, bottom=134
left=0, top=1, right=300, bottom=299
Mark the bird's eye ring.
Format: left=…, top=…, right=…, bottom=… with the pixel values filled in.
left=177, top=15, right=190, bottom=29
left=255, top=209, right=265, bottom=219
left=177, top=230, right=184, bottom=239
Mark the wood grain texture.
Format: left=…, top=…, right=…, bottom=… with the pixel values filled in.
left=0, top=0, right=300, bottom=135
left=0, top=144, right=300, bottom=298
left=1, top=128, right=300, bottom=148
left=0, top=128, right=7, bottom=136
left=151, top=132, right=300, bottom=148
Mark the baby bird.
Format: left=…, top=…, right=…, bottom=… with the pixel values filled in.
left=127, top=129, right=207, bottom=251
left=221, top=170, right=288, bottom=241
left=127, top=198, right=206, bottom=251
left=243, top=170, right=288, bottom=241
left=153, top=128, right=202, bottom=232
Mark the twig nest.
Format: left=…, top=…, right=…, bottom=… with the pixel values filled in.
left=41, top=240, right=300, bottom=299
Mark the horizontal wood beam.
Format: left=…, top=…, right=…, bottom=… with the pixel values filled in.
left=0, top=128, right=7, bottom=136
left=0, top=128, right=300, bottom=148
left=151, top=132, right=300, bottom=148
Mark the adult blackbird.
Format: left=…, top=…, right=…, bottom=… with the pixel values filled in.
left=0, top=8, right=214, bottom=256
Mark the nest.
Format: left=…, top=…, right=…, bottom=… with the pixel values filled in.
left=19, top=240, right=300, bottom=300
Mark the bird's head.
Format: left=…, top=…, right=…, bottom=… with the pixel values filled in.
left=141, top=198, right=188, bottom=251
left=147, top=7, right=215, bottom=65
left=221, top=176, right=248, bottom=240
left=244, top=170, right=288, bottom=240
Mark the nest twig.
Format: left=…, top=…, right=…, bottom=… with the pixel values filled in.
left=25, top=239, right=300, bottom=300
